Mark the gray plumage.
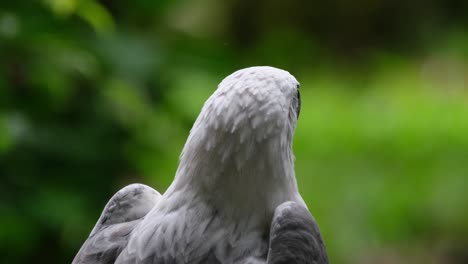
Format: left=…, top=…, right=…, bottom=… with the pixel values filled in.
left=73, top=67, right=328, bottom=264
left=267, top=202, right=328, bottom=264
left=73, top=184, right=161, bottom=263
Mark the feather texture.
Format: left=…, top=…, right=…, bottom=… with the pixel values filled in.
left=267, top=202, right=328, bottom=264
left=73, top=66, right=327, bottom=264
left=73, top=184, right=161, bottom=264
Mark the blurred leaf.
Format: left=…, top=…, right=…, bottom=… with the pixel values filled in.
left=43, top=0, right=78, bottom=17
left=77, top=0, right=115, bottom=33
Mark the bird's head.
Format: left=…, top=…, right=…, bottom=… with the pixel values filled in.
left=188, top=66, right=300, bottom=153
left=203, top=66, right=301, bottom=138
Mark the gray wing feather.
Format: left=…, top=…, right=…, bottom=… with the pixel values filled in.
left=266, top=201, right=328, bottom=264
left=73, top=183, right=161, bottom=264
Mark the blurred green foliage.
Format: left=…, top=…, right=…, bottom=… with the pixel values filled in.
left=1, top=0, right=468, bottom=263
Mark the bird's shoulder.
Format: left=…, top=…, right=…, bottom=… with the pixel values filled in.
left=72, top=183, right=161, bottom=264
left=91, top=183, right=161, bottom=234
left=267, top=201, right=329, bottom=264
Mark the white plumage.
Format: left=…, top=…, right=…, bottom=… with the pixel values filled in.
left=73, top=66, right=327, bottom=264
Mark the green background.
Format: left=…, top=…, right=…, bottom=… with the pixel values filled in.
left=1, top=1, right=467, bottom=263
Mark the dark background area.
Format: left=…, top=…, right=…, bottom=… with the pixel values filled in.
left=1, top=0, right=467, bottom=263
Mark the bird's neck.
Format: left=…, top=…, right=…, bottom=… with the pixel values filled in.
left=165, top=123, right=301, bottom=224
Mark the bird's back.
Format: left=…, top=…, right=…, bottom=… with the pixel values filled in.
left=114, top=191, right=270, bottom=264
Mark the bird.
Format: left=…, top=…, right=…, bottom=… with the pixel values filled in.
left=73, top=66, right=328, bottom=264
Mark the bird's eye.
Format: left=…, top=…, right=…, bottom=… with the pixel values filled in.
left=296, top=89, right=301, bottom=119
